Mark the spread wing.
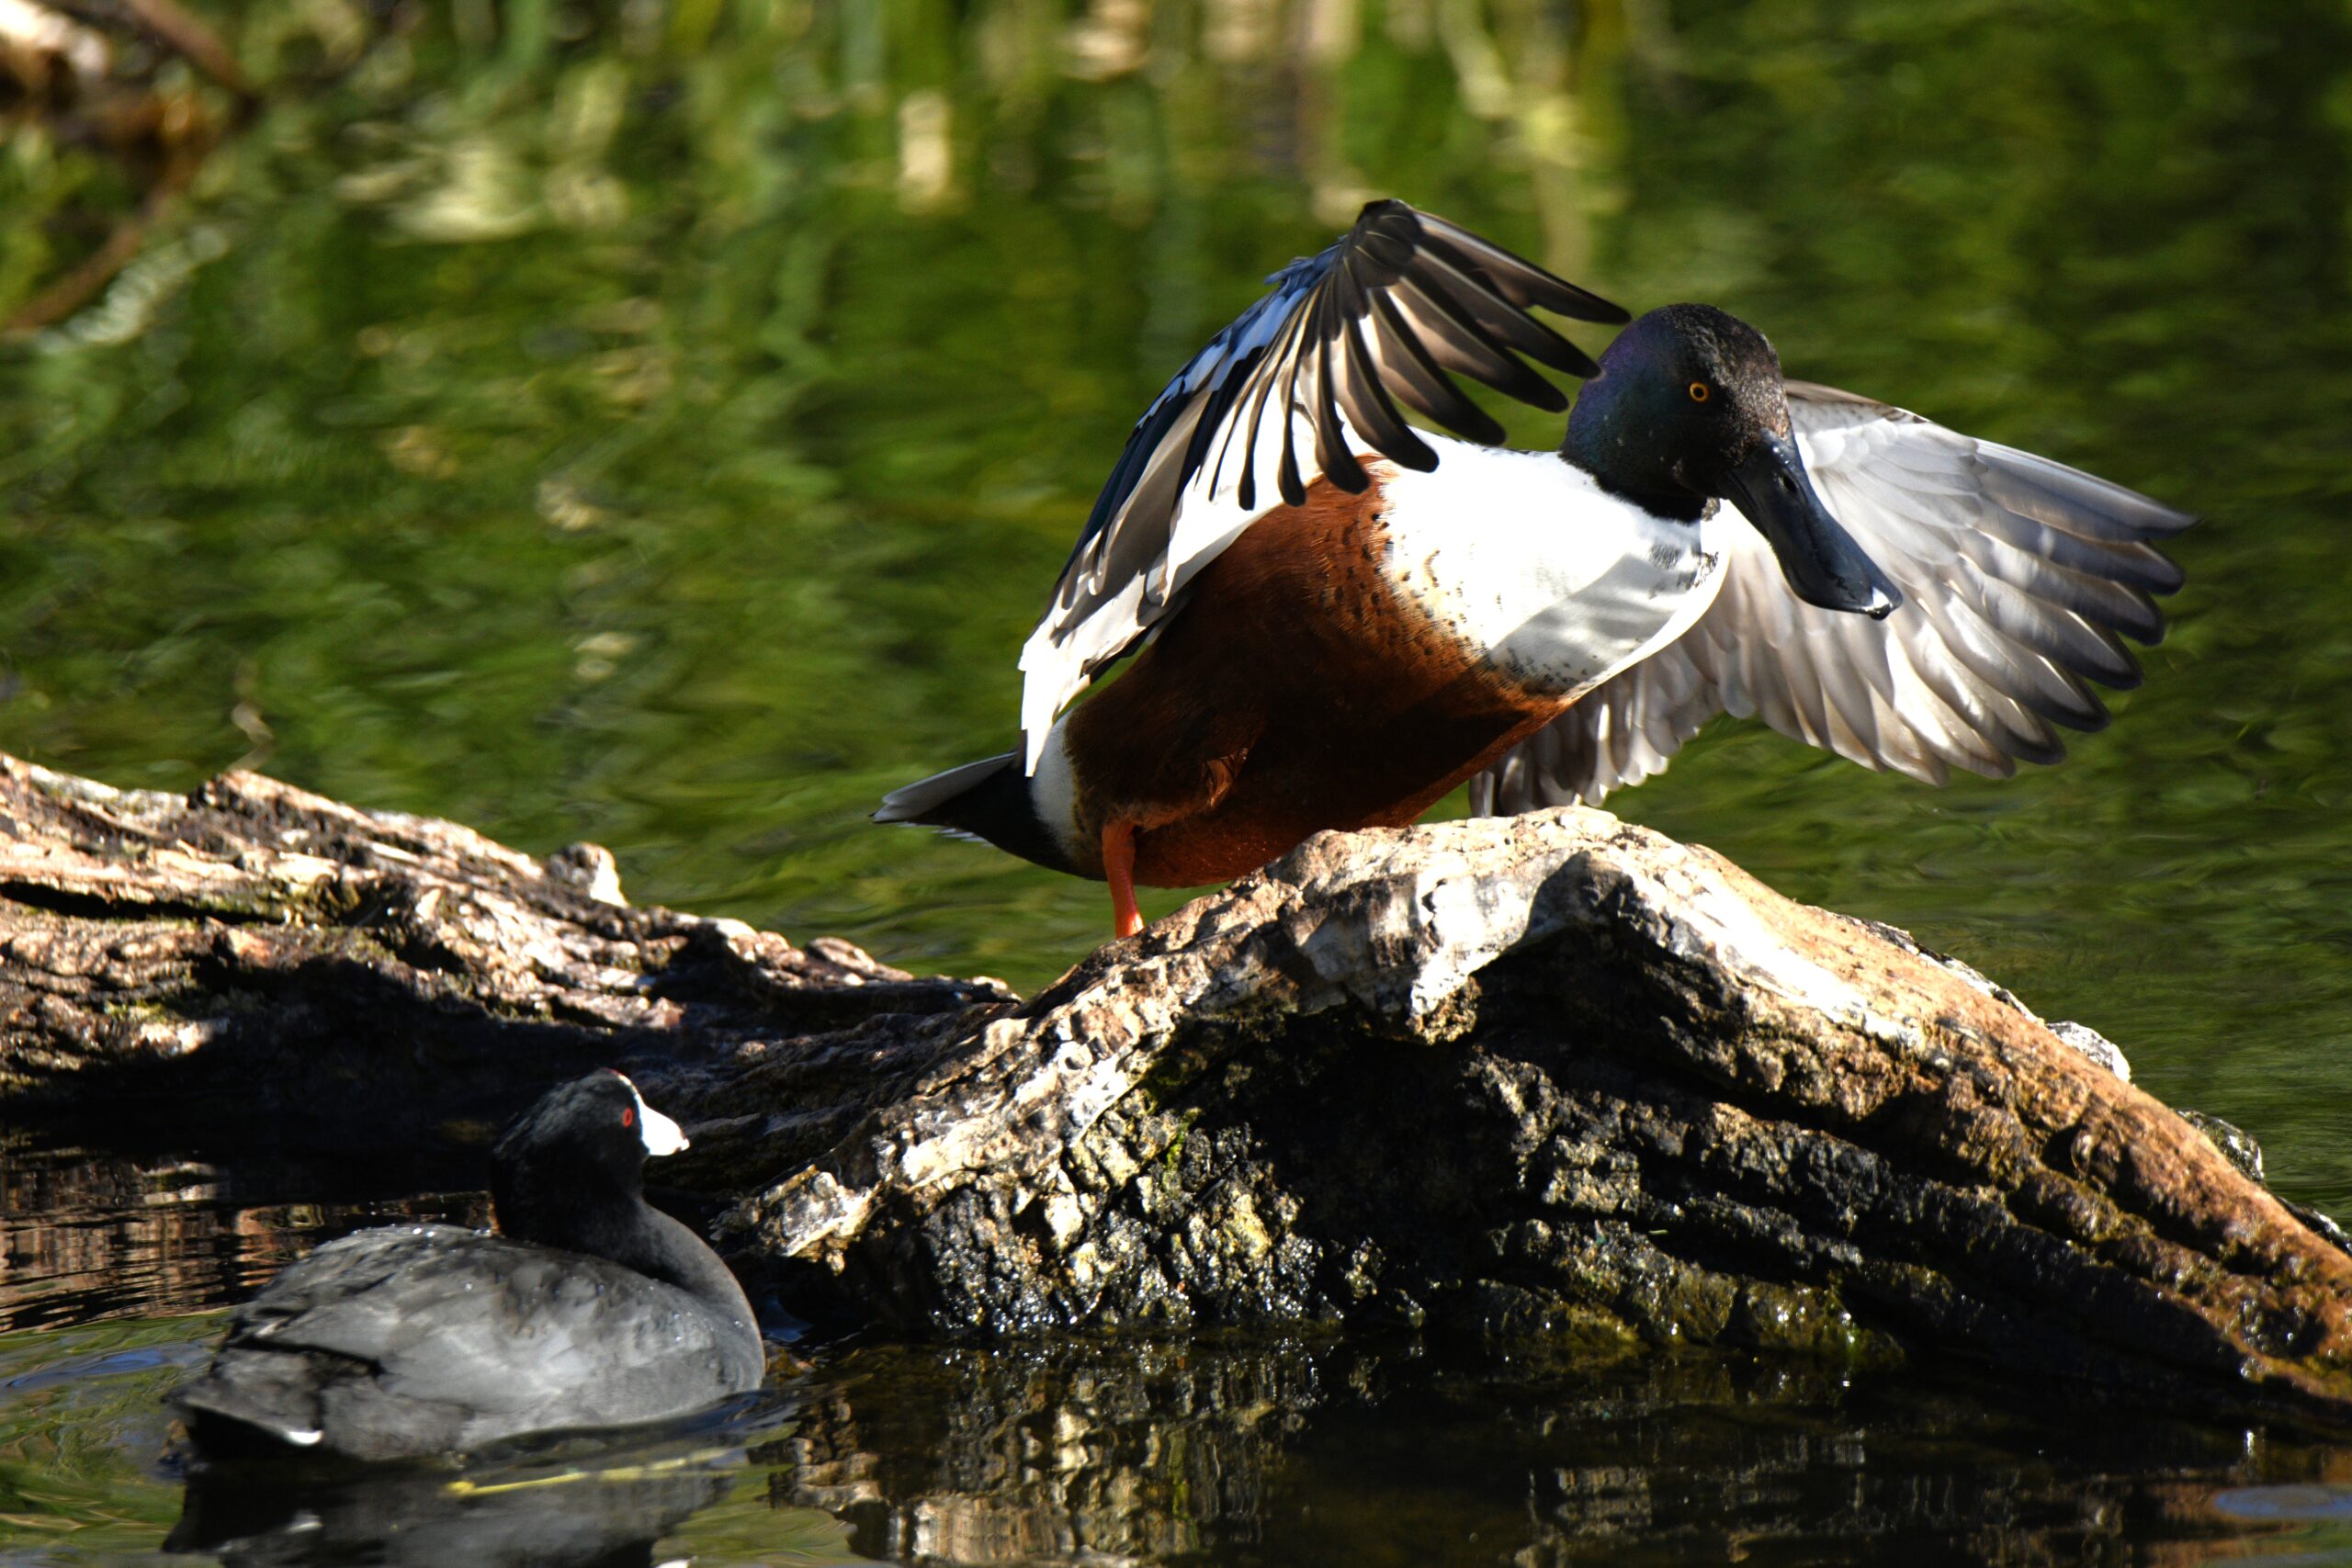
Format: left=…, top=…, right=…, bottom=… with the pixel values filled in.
left=1471, top=381, right=2193, bottom=812
left=1016, top=198, right=1626, bottom=770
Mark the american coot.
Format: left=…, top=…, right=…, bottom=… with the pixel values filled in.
left=874, top=199, right=2188, bottom=938
left=173, top=1070, right=762, bottom=1462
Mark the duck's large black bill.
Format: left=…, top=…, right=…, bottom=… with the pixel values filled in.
left=1723, top=430, right=1902, bottom=619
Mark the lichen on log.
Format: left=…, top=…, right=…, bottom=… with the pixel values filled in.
left=3, top=751, right=2349, bottom=1418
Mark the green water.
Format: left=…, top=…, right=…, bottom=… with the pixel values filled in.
left=15, top=1311, right=2352, bottom=1566
left=5, top=0, right=2352, bottom=1560
left=0, top=1316, right=873, bottom=1565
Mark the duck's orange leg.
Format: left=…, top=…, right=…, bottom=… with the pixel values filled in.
left=1102, top=820, right=1143, bottom=939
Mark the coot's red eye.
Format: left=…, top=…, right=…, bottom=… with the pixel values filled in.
left=621, top=1107, right=636, bottom=1129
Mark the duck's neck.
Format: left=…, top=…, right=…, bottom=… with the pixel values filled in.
left=1559, top=384, right=1711, bottom=523
left=605, top=1205, right=758, bottom=1328
left=494, top=1165, right=755, bottom=1328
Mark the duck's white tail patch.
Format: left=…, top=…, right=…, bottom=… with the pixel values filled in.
left=280, top=1427, right=324, bottom=1447
left=1028, top=716, right=1082, bottom=865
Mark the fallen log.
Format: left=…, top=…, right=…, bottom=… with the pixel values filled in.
left=4, top=752, right=2348, bottom=1418
left=0, top=755, right=1010, bottom=1150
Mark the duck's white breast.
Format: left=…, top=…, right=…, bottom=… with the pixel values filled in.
left=1376, top=440, right=1728, bottom=699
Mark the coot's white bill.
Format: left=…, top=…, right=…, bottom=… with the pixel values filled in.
left=620, top=1074, right=689, bottom=1156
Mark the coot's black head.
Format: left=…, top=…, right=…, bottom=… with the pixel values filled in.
left=1562, top=303, right=1900, bottom=619
left=491, top=1070, right=687, bottom=1252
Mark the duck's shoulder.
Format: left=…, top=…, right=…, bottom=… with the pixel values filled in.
left=1371, top=437, right=1709, bottom=596
left=1374, top=434, right=1628, bottom=522
left=1366, top=436, right=1728, bottom=696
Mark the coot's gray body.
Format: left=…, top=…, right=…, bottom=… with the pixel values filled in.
left=172, top=1072, right=761, bottom=1463
left=176, top=1224, right=761, bottom=1461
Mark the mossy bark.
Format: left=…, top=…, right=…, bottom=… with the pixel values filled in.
left=5, top=752, right=2349, bottom=1418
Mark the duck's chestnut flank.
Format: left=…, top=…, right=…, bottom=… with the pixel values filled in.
left=1059, top=476, right=1570, bottom=890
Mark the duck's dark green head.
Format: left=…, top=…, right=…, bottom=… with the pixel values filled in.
left=1563, top=304, right=1900, bottom=619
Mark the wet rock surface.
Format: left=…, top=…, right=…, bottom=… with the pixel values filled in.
left=5, top=752, right=2350, bottom=1416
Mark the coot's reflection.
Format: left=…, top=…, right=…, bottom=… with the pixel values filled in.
left=166, top=1393, right=797, bottom=1568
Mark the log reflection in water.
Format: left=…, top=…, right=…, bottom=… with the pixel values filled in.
left=777, top=1340, right=1299, bottom=1562
left=0, top=1136, right=486, bottom=1332
left=770, top=1339, right=2346, bottom=1566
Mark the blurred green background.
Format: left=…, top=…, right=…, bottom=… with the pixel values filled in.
left=2, top=0, right=2347, bottom=1208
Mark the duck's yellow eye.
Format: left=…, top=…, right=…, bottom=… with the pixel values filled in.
left=1689, top=381, right=1711, bottom=402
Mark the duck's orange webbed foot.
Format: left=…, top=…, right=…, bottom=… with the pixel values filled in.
left=1102, top=820, right=1143, bottom=940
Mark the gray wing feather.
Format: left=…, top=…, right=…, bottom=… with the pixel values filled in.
left=1474, top=382, right=2192, bottom=812
left=1018, top=199, right=1625, bottom=769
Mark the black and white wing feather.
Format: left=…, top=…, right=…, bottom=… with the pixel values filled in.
left=1017, top=199, right=1625, bottom=769
left=1472, top=382, right=2192, bottom=812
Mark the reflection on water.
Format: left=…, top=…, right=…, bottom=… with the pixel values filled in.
left=12, top=1301, right=2352, bottom=1567
left=171, top=1461, right=734, bottom=1567
left=0, top=1316, right=865, bottom=1568
left=165, top=1394, right=830, bottom=1568
left=7, top=1154, right=2352, bottom=1564
left=0, top=1138, right=487, bottom=1335
left=11, top=1145, right=2352, bottom=1565
left=784, top=1341, right=1304, bottom=1563
left=2220, top=1485, right=2352, bottom=1524
left=775, top=1338, right=2352, bottom=1566
left=8, top=0, right=2352, bottom=1563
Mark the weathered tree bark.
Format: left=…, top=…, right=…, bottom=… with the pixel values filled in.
left=5, top=752, right=2350, bottom=1419
left=0, top=756, right=1010, bottom=1149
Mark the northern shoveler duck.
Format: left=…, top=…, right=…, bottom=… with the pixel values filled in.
left=876, top=200, right=2191, bottom=939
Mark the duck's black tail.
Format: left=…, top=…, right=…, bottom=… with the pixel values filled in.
left=873, top=752, right=1079, bottom=875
